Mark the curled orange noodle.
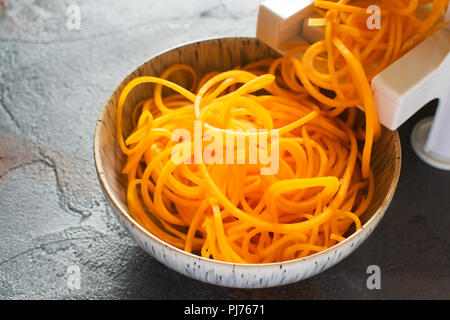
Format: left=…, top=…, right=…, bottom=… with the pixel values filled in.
left=116, top=0, right=448, bottom=263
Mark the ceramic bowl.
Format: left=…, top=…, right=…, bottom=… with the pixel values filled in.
left=93, top=37, right=401, bottom=288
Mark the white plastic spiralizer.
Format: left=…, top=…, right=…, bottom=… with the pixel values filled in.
left=256, top=0, right=450, bottom=170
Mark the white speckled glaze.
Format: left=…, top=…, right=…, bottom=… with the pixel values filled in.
left=102, top=185, right=392, bottom=288
left=94, top=37, right=401, bottom=288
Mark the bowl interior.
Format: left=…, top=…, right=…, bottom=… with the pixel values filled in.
left=94, top=37, right=401, bottom=259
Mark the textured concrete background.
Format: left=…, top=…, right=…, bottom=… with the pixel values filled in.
left=0, top=0, right=449, bottom=300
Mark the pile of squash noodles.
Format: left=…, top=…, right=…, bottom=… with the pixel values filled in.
left=116, top=0, right=449, bottom=263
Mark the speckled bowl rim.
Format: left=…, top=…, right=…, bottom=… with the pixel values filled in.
left=93, top=36, right=402, bottom=270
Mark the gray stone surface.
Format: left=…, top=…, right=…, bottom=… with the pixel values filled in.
left=0, top=0, right=449, bottom=300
